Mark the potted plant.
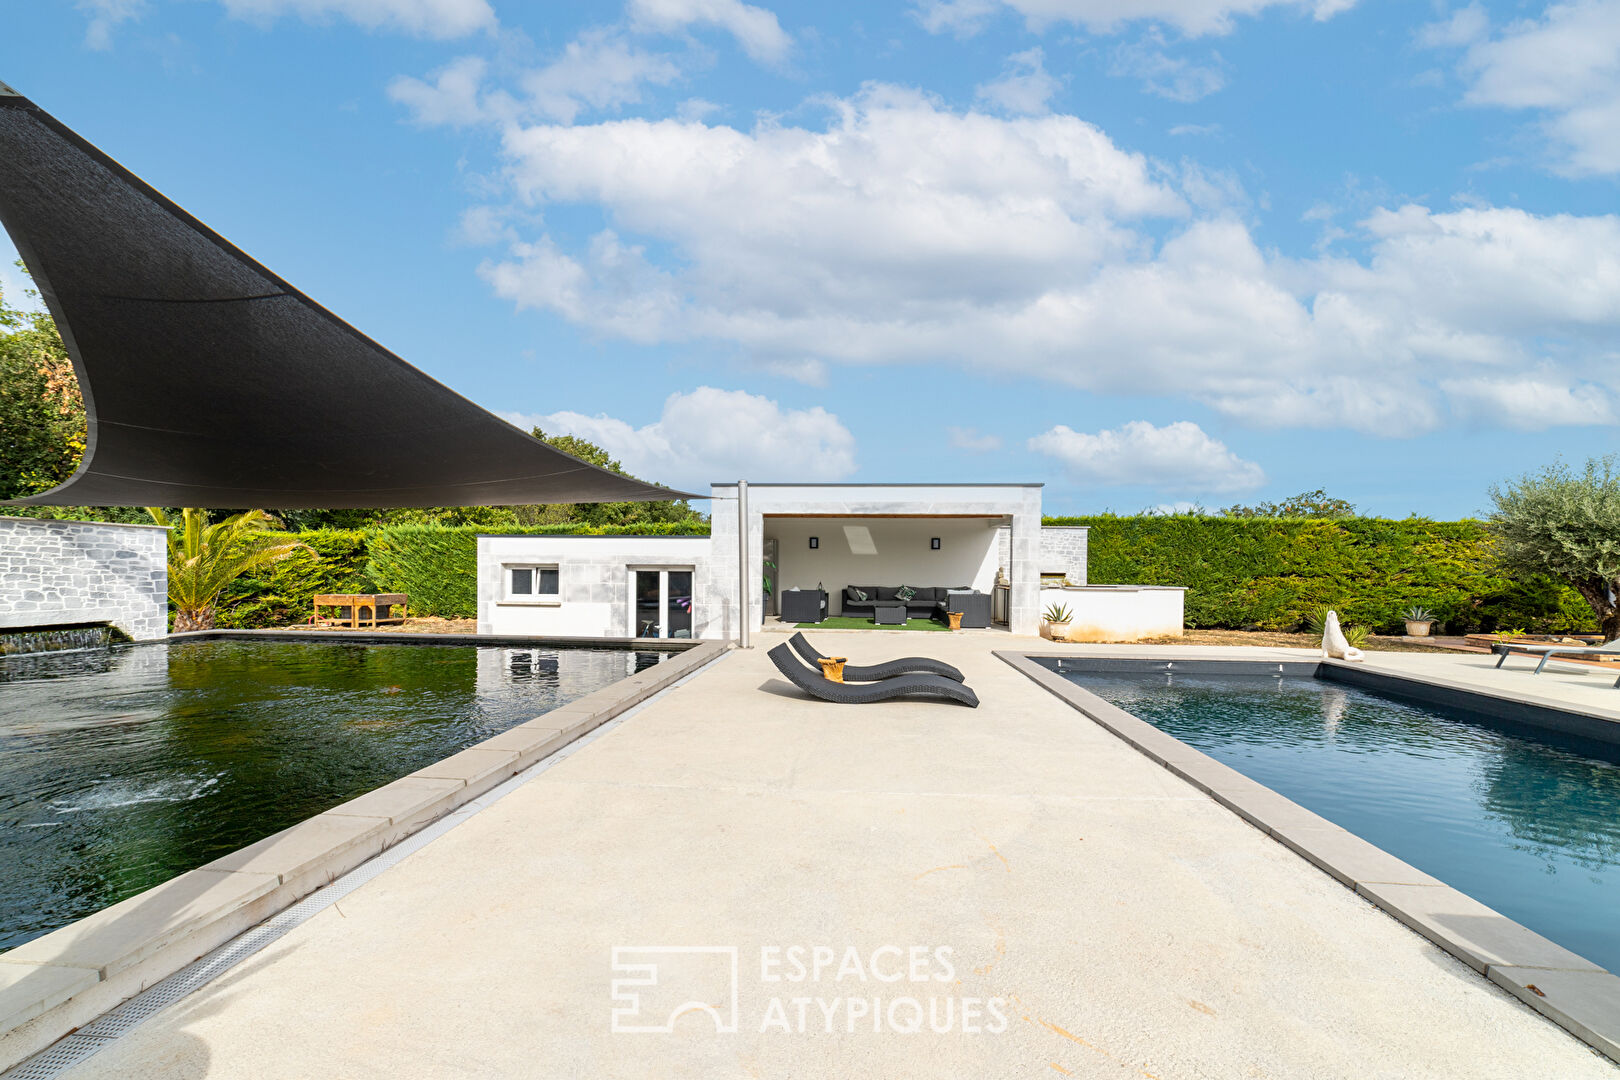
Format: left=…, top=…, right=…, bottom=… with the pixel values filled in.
left=1401, top=605, right=1436, bottom=638
left=1042, top=602, right=1073, bottom=641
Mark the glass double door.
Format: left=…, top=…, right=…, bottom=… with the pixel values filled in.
left=632, top=568, right=694, bottom=639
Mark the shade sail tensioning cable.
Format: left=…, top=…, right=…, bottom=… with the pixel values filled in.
left=0, top=82, right=697, bottom=508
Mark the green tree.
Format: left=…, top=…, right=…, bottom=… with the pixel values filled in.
left=0, top=268, right=86, bottom=500
left=1490, top=457, right=1620, bottom=640
left=1221, top=489, right=1356, bottom=519
left=148, top=508, right=309, bottom=631
left=525, top=426, right=703, bottom=527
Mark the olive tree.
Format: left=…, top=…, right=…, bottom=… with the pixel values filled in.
left=1490, top=457, right=1620, bottom=640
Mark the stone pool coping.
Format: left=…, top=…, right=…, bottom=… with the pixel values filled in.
left=997, top=649, right=1620, bottom=1065
left=0, top=636, right=730, bottom=1073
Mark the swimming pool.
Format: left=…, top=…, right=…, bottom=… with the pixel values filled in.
left=0, top=637, right=668, bottom=951
left=1058, top=665, right=1620, bottom=975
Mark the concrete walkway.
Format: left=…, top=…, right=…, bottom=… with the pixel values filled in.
left=60, top=635, right=1617, bottom=1078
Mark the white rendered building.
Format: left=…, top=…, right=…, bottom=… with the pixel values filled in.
left=477, top=483, right=1183, bottom=642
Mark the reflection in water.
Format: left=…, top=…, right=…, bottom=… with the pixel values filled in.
left=0, top=640, right=666, bottom=951
left=1071, top=669, right=1620, bottom=974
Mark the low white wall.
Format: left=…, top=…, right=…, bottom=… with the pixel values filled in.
left=765, top=516, right=1000, bottom=616
left=478, top=535, right=715, bottom=639
left=1041, top=585, right=1185, bottom=643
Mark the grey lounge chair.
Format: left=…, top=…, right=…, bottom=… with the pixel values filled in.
left=767, top=644, right=979, bottom=707
left=788, top=632, right=965, bottom=683
left=1494, top=638, right=1620, bottom=687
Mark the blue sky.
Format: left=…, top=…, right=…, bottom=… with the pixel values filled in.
left=3, top=0, right=1618, bottom=517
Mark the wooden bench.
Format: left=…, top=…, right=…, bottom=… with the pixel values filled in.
left=311, top=593, right=408, bottom=629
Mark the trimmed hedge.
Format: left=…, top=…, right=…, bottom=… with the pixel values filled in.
left=1046, top=515, right=1596, bottom=634
left=363, top=521, right=711, bottom=619
left=216, top=529, right=372, bottom=629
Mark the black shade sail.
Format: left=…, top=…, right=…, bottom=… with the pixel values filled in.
left=0, top=84, right=695, bottom=508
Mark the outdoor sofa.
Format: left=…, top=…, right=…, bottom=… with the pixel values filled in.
left=840, top=586, right=992, bottom=627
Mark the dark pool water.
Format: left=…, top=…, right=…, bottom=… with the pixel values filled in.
left=0, top=639, right=667, bottom=951
left=1067, top=669, right=1620, bottom=974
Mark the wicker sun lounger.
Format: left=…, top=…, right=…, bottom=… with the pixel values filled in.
left=788, top=632, right=965, bottom=683
left=767, top=644, right=979, bottom=707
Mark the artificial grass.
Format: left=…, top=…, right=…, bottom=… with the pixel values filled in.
left=795, top=616, right=951, bottom=632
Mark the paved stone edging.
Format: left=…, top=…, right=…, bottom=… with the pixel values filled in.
left=0, top=638, right=731, bottom=1073
left=996, top=649, right=1620, bottom=1065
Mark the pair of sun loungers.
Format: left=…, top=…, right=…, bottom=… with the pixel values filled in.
left=1493, top=637, right=1620, bottom=688
left=767, top=633, right=979, bottom=707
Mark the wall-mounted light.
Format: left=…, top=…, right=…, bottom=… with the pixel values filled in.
left=808, top=536, right=819, bottom=549
left=930, top=537, right=941, bottom=550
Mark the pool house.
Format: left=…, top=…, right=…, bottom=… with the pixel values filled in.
left=477, top=482, right=1186, bottom=641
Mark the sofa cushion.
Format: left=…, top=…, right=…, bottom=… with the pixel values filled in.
left=895, top=585, right=917, bottom=601
left=913, top=587, right=941, bottom=602
left=845, top=586, right=871, bottom=603
left=874, top=587, right=900, bottom=601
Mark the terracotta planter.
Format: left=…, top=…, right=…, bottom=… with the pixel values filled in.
left=1404, top=620, right=1434, bottom=637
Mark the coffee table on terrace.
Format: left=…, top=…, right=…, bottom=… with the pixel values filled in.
left=872, top=603, right=907, bottom=626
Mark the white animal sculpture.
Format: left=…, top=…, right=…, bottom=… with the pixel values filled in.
left=1322, top=610, right=1364, bottom=662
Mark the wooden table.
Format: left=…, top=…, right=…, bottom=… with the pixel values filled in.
left=311, top=593, right=408, bottom=629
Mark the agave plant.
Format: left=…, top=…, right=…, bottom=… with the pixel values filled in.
left=147, top=508, right=309, bottom=631
left=1400, top=605, right=1435, bottom=623
left=1043, top=602, right=1073, bottom=624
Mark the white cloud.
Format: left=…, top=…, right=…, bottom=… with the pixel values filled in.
left=388, top=55, right=490, bottom=127
left=1028, top=420, right=1266, bottom=492
left=976, top=48, right=1063, bottom=114
left=389, top=30, right=683, bottom=128
left=505, top=387, right=856, bottom=489
left=219, top=0, right=495, bottom=37
left=1433, top=0, right=1620, bottom=175
left=521, top=29, right=683, bottom=123
left=1110, top=37, right=1227, bottom=101
left=1415, top=3, right=1487, bottom=48
left=915, top=0, right=1355, bottom=38
left=1441, top=376, right=1615, bottom=429
left=947, top=426, right=1004, bottom=451
left=627, top=0, right=792, bottom=63
left=76, top=0, right=145, bottom=50
left=464, top=86, right=1620, bottom=436
left=1168, top=122, right=1222, bottom=136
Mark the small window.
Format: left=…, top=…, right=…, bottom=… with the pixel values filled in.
left=507, top=564, right=560, bottom=599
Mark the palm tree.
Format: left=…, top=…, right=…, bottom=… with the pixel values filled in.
left=147, top=508, right=309, bottom=631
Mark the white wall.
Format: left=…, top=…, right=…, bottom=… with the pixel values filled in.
left=478, top=535, right=714, bottom=639
left=1041, top=585, right=1185, bottom=643
left=765, top=517, right=1000, bottom=616
left=712, top=484, right=1045, bottom=636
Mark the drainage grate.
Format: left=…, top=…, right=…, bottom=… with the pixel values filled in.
left=1, top=653, right=724, bottom=1079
